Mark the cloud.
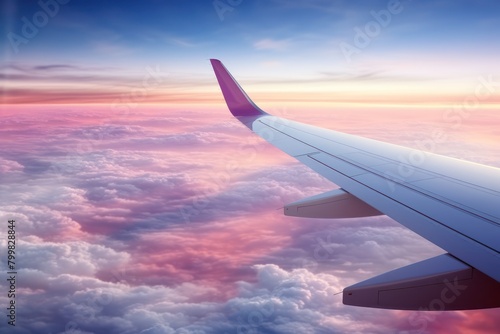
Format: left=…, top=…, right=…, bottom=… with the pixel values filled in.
left=165, top=36, right=198, bottom=48
left=32, top=64, right=80, bottom=71
left=254, top=38, right=291, bottom=51
left=225, top=264, right=347, bottom=333
left=0, top=157, right=23, bottom=172
left=128, top=131, right=236, bottom=148
left=17, top=240, right=129, bottom=277
left=0, top=205, right=86, bottom=241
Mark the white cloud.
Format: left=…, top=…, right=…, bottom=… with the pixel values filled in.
left=15, top=240, right=130, bottom=277
left=254, top=38, right=291, bottom=51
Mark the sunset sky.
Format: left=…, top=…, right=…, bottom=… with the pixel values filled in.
left=1, top=0, right=500, bottom=333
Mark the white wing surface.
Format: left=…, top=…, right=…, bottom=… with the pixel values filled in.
left=210, top=59, right=500, bottom=310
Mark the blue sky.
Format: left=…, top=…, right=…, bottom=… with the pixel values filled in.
left=3, top=0, right=500, bottom=80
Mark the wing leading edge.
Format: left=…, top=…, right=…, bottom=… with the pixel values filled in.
left=210, top=59, right=500, bottom=310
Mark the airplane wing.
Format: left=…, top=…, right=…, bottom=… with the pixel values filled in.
left=210, top=59, right=500, bottom=310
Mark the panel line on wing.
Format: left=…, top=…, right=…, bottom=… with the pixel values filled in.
left=256, top=118, right=500, bottom=228
left=305, top=154, right=500, bottom=254
left=266, top=118, right=500, bottom=197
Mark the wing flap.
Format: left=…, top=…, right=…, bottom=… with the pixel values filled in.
left=284, top=188, right=382, bottom=218
left=343, top=253, right=500, bottom=310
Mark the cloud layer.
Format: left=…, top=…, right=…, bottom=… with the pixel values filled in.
left=0, top=105, right=499, bottom=333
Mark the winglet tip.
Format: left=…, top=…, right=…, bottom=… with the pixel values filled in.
left=210, top=59, right=267, bottom=118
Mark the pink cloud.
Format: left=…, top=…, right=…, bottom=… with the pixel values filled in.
left=0, top=104, right=498, bottom=333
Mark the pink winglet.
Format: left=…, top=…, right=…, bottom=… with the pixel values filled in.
left=210, top=59, right=267, bottom=117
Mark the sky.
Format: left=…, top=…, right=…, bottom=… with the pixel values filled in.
left=1, top=0, right=500, bottom=333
